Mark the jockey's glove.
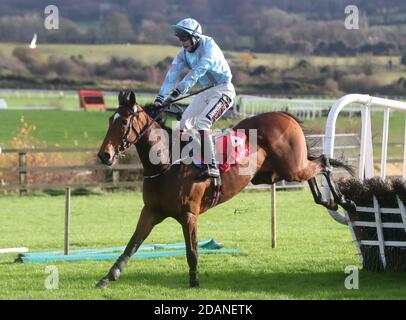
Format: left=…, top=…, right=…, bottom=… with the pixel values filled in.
left=153, top=95, right=164, bottom=108
left=162, top=88, right=181, bottom=107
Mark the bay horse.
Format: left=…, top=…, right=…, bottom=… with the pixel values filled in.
left=95, top=90, right=354, bottom=289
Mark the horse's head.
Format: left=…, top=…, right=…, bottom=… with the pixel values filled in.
left=98, top=89, right=144, bottom=166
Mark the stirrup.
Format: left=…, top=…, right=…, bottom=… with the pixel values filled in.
left=196, top=164, right=220, bottom=180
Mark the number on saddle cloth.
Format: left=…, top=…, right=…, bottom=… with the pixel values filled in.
left=191, top=129, right=249, bottom=173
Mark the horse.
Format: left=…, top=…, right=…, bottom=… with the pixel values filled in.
left=95, top=90, right=354, bottom=289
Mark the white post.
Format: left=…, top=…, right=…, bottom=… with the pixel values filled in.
left=359, top=106, right=369, bottom=180
left=404, top=115, right=406, bottom=179
left=271, top=183, right=276, bottom=249
left=64, top=187, right=71, bottom=255
left=359, top=105, right=374, bottom=179
left=381, top=108, right=390, bottom=179
left=373, top=196, right=386, bottom=269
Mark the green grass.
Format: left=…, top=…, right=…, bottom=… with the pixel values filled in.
left=0, top=92, right=153, bottom=109
left=0, top=109, right=111, bottom=147
left=0, top=42, right=403, bottom=69
left=369, top=71, right=406, bottom=85
left=232, top=52, right=403, bottom=69
left=1, top=190, right=406, bottom=299
left=0, top=43, right=179, bottom=65
left=0, top=93, right=81, bottom=109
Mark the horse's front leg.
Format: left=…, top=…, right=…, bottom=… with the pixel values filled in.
left=178, top=212, right=199, bottom=288
left=95, top=206, right=163, bottom=289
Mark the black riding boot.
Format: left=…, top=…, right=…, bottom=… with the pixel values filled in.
left=197, top=131, right=219, bottom=180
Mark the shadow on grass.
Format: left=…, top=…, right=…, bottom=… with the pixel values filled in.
left=3, top=263, right=406, bottom=299
left=115, top=269, right=406, bottom=299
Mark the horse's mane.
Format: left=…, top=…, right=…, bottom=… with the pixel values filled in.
left=142, top=103, right=157, bottom=117
left=139, top=103, right=166, bottom=128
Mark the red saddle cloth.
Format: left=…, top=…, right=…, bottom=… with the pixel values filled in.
left=191, top=130, right=250, bottom=173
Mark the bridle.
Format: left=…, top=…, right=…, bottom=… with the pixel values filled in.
left=113, top=105, right=165, bottom=159
left=113, top=106, right=142, bottom=158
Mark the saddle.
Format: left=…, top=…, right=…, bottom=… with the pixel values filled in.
left=153, top=104, right=249, bottom=173
left=184, top=129, right=250, bottom=173
left=152, top=104, right=249, bottom=208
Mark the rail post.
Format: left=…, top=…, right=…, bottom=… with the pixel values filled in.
left=64, top=187, right=71, bottom=255
left=271, top=183, right=276, bottom=248
left=112, top=169, right=120, bottom=186
left=18, top=151, right=27, bottom=195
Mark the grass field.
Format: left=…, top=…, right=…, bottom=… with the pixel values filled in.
left=0, top=43, right=179, bottom=65
left=0, top=42, right=403, bottom=69
left=1, top=190, right=406, bottom=300
left=0, top=109, right=111, bottom=147
left=252, top=52, right=403, bottom=69
left=0, top=91, right=154, bottom=109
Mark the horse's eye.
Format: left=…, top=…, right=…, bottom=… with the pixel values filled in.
left=122, top=120, right=128, bottom=126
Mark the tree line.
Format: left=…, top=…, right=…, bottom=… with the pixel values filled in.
left=0, top=0, right=406, bottom=55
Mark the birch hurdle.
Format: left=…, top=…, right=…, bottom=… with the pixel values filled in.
left=322, top=94, right=406, bottom=271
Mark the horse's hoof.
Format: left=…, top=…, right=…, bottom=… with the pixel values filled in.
left=189, top=271, right=199, bottom=288
left=327, top=199, right=339, bottom=211
left=95, top=278, right=110, bottom=289
left=189, top=281, right=200, bottom=288
left=110, top=268, right=121, bottom=281
left=189, top=276, right=200, bottom=288
left=343, top=200, right=356, bottom=212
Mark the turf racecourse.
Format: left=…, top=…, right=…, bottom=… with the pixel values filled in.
left=1, top=190, right=406, bottom=300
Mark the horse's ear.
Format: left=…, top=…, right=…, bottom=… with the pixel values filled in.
left=118, top=91, right=124, bottom=105
left=129, top=91, right=136, bottom=107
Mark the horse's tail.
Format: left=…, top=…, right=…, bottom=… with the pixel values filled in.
left=328, top=158, right=355, bottom=176
left=308, top=154, right=355, bottom=176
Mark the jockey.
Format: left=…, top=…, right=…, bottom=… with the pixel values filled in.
left=154, top=18, right=236, bottom=179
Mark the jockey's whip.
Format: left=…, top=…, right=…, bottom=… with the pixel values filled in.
left=169, top=85, right=214, bottom=104
left=156, top=85, right=214, bottom=119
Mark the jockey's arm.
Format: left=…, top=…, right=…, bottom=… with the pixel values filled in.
left=176, top=46, right=216, bottom=95
left=155, top=52, right=186, bottom=104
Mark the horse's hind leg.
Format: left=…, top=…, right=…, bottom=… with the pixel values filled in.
left=308, top=177, right=338, bottom=211
left=322, top=170, right=356, bottom=212
left=306, top=155, right=355, bottom=211
left=177, top=212, right=199, bottom=288
left=95, top=206, right=163, bottom=289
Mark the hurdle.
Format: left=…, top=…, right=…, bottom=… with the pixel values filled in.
left=322, top=94, right=406, bottom=271
left=0, top=98, right=8, bottom=109
left=0, top=248, right=29, bottom=254
left=18, top=186, right=240, bottom=263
